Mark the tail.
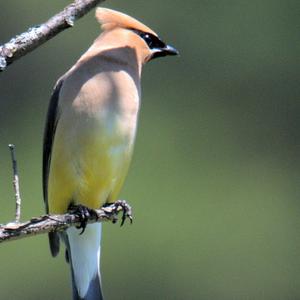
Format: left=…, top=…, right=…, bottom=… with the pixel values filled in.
left=64, top=223, right=104, bottom=300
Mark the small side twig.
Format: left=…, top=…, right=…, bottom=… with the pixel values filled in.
left=8, top=144, right=22, bottom=223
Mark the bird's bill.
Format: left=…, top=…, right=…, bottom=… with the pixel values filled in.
left=150, top=44, right=179, bottom=59
left=162, top=44, right=179, bottom=56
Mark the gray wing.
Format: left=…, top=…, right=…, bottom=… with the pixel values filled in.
left=43, top=78, right=64, bottom=257
left=43, top=79, right=63, bottom=211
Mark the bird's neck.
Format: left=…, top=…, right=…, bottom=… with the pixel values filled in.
left=79, top=36, right=143, bottom=77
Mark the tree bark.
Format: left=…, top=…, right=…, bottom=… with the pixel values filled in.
left=0, top=201, right=132, bottom=243
left=0, top=0, right=105, bottom=71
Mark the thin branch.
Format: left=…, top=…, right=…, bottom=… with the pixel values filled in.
left=8, top=144, right=22, bottom=223
left=0, top=0, right=105, bottom=71
left=0, top=201, right=132, bottom=243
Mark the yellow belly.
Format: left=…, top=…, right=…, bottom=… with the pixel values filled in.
left=47, top=120, right=134, bottom=214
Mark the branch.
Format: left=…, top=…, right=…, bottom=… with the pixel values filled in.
left=0, top=201, right=132, bottom=243
left=8, top=144, right=22, bottom=223
left=0, top=0, right=105, bottom=71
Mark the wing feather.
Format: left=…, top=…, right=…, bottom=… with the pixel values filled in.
left=43, top=79, right=64, bottom=257
left=43, top=79, right=64, bottom=211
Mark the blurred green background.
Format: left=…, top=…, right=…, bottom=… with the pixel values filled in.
left=0, top=1, right=299, bottom=299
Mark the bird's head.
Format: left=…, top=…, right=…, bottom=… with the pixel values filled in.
left=95, top=8, right=178, bottom=64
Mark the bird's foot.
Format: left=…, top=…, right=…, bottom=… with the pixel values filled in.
left=68, top=204, right=98, bottom=234
left=103, top=200, right=133, bottom=226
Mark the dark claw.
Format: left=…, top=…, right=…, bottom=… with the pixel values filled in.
left=68, top=204, right=97, bottom=234
left=106, top=200, right=133, bottom=226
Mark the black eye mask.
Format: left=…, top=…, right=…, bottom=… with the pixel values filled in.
left=130, top=28, right=178, bottom=59
left=131, top=29, right=166, bottom=50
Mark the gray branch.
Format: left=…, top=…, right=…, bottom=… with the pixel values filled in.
left=0, top=201, right=132, bottom=243
left=8, top=144, right=22, bottom=223
left=0, top=0, right=105, bottom=71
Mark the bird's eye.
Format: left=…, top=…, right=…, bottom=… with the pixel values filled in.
left=143, top=34, right=154, bottom=47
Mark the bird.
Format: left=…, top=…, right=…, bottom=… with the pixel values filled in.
left=43, top=7, right=178, bottom=300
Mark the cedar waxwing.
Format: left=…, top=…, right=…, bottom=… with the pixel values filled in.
left=43, top=7, right=178, bottom=300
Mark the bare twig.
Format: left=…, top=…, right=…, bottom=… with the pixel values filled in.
left=0, top=0, right=105, bottom=71
left=0, top=201, right=132, bottom=243
left=8, top=144, right=22, bottom=223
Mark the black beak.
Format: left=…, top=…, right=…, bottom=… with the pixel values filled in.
left=163, top=44, right=179, bottom=56
left=151, top=44, right=179, bottom=59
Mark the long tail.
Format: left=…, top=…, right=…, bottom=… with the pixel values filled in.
left=64, top=223, right=104, bottom=300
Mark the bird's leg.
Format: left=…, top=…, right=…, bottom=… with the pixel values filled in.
left=102, top=200, right=133, bottom=226
left=68, top=203, right=98, bottom=234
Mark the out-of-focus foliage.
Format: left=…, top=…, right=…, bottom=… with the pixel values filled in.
left=0, top=1, right=299, bottom=299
